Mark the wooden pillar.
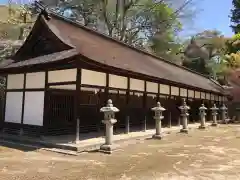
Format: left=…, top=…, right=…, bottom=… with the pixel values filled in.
left=20, top=73, right=26, bottom=136
left=75, top=68, right=81, bottom=143
left=143, top=81, right=147, bottom=130
left=126, top=76, right=130, bottom=131
left=43, top=70, right=49, bottom=135
left=2, top=75, right=8, bottom=132
left=157, top=82, right=160, bottom=102
left=105, top=73, right=109, bottom=103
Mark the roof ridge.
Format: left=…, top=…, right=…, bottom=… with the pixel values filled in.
left=209, top=78, right=225, bottom=90
left=47, top=10, right=211, bottom=81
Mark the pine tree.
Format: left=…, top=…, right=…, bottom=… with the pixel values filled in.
left=230, top=0, right=240, bottom=34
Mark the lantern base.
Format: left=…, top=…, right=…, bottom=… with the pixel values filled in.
left=99, top=144, right=118, bottom=154
left=152, top=134, right=163, bottom=140
left=198, top=125, right=206, bottom=129
left=211, top=123, right=218, bottom=127
left=180, top=128, right=188, bottom=133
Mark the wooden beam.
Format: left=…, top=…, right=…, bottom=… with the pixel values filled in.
left=75, top=68, right=81, bottom=141
left=42, top=70, right=48, bottom=135
left=47, top=81, right=76, bottom=86
left=2, top=75, right=8, bottom=130
left=20, top=73, right=26, bottom=132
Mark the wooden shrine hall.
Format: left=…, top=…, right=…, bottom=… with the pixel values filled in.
left=0, top=8, right=227, bottom=137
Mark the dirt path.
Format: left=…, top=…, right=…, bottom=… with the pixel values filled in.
left=0, top=125, right=240, bottom=180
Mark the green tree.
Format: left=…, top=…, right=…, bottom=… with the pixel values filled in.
left=180, top=30, right=228, bottom=76
left=230, top=0, right=240, bottom=34
left=0, top=3, right=35, bottom=40
left=53, top=0, right=195, bottom=61
left=226, top=33, right=240, bottom=54
left=0, top=2, right=36, bottom=61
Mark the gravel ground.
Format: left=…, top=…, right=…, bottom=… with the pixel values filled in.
left=0, top=125, right=240, bottom=180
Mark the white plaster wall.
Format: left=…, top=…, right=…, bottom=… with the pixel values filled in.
left=26, top=72, right=45, bottom=89
left=188, top=90, right=194, bottom=98
left=109, top=74, right=127, bottom=89
left=81, top=86, right=102, bottom=92
left=218, top=96, right=221, bottom=101
left=211, top=94, right=215, bottom=100
left=119, top=90, right=126, bottom=94
left=180, top=88, right=187, bottom=97
left=195, top=91, right=201, bottom=98
left=224, top=96, right=227, bottom=102
left=81, top=69, right=106, bottom=86
left=160, top=84, right=170, bottom=95
left=48, top=69, right=77, bottom=83
left=201, top=92, right=205, bottom=99
left=130, top=78, right=144, bottom=91
left=109, top=89, right=118, bottom=94
left=5, top=92, right=23, bottom=123
left=171, top=86, right=179, bottom=96
left=23, top=91, right=44, bottom=126
left=146, top=82, right=158, bottom=93
left=206, top=93, right=210, bottom=100
left=7, top=74, right=24, bottom=89
left=50, top=85, right=76, bottom=90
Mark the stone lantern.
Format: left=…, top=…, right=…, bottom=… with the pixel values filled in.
left=151, top=102, right=166, bottom=139
left=199, top=104, right=207, bottom=129
left=220, top=104, right=228, bottom=124
left=210, top=104, right=219, bottom=126
left=179, top=99, right=190, bottom=133
left=99, top=99, right=119, bottom=154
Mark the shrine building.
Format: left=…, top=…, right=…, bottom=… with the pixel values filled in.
left=0, top=8, right=227, bottom=137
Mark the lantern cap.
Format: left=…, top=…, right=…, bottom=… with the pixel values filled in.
left=210, top=104, right=218, bottom=110
left=199, top=104, right=207, bottom=110
left=179, top=99, right=190, bottom=110
left=151, top=102, right=166, bottom=111
left=220, top=104, right=228, bottom=110
left=100, top=99, right=119, bottom=112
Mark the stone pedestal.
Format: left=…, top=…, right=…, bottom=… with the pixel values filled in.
left=210, top=104, right=219, bottom=127
left=151, top=102, right=165, bottom=139
left=99, top=99, right=119, bottom=154
left=152, top=118, right=164, bottom=139
left=199, top=104, right=207, bottom=129
left=180, top=115, right=189, bottom=133
left=99, top=119, right=117, bottom=154
left=179, top=99, right=190, bottom=133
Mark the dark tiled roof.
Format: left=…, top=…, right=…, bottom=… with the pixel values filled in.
left=2, top=49, right=78, bottom=69
left=45, top=14, right=223, bottom=93
left=1, top=11, right=224, bottom=93
left=0, top=59, right=15, bottom=68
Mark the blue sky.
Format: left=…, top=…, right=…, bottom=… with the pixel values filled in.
left=0, top=0, right=235, bottom=37
left=193, top=0, right=234, bottom=37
